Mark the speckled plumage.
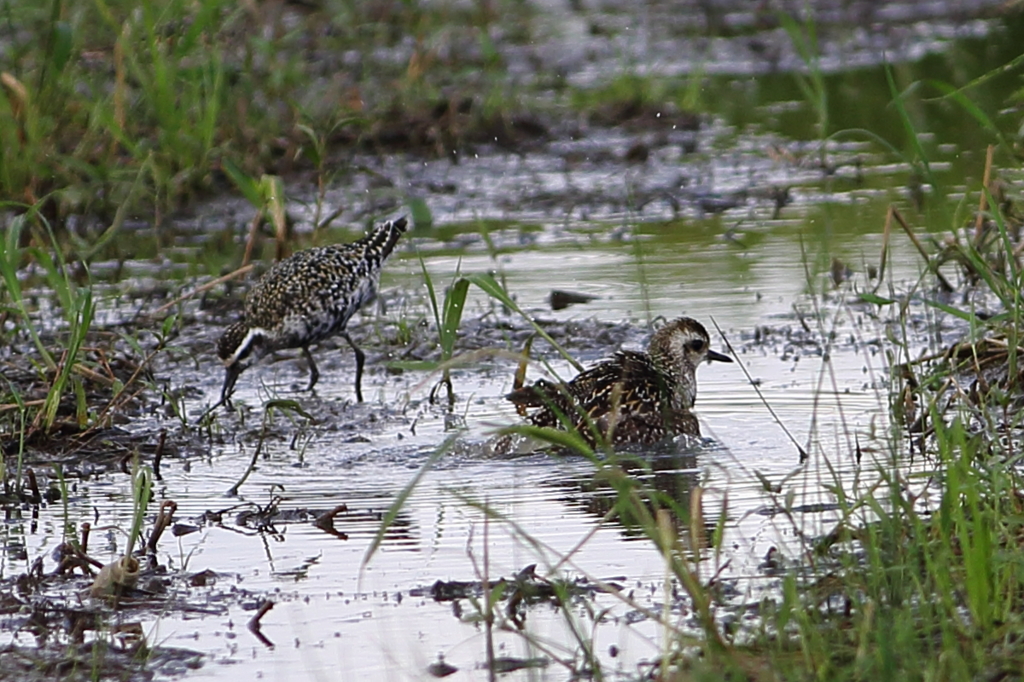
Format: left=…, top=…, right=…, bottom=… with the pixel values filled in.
left=506, top=317, right=731, bottom=446
left=216, top=217, right=408, bottom=404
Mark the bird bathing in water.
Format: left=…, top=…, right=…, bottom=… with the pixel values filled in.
left=505, top=317, right=732, bottom=447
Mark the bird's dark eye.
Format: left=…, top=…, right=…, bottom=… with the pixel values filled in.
left=688, top=339, right=706, bottom=352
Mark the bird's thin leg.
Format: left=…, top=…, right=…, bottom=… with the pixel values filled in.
left=302, top=346, right=320, bottom=392
left=340, top=331, right=365, bottom=403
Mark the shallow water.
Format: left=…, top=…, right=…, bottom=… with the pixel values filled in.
left=0, top=224, right=931, bottom=681
left=3, top=3, right=1021, bottom=680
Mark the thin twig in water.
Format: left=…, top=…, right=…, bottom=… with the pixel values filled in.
left=242, top=210, right=264, bottom=267
left=226, top=401, right=313, bottom=495
left=228, top=427, right=268, bottom=497
left=26, top=468, right=41, bottom=504
left=890, top=206, right=954, bottom=292
left=316, top=206, right=344, bottom=231
left=482, top=505, right=496, bottom=682
left=248, top=600, right=275, bottom=648
left=0, top=398, right=44, bottom=415
left=709, top=318, right=808, bottom=462
left=151, top=263, right=255, bottom=317
left=314, top=504, right=350, bottom=539
left=153, top=429, right=166, bottom=481
left=146, top=500, right=177, bottom=554
left=77, top=352, right=161, bottom=440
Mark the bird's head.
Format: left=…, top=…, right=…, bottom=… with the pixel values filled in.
left=650, top=317, right=732, bottom=406
left=652, top=317, right=731, bottom=369
left=216, top=322, right=268, bottom=402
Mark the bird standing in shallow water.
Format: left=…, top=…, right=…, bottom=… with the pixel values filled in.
left=505, top=317, right=731, bottom=447
left=216, top=217, right=408, bottom=406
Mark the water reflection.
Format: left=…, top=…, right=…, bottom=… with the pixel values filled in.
left=546, top=444, right=715, bottom=542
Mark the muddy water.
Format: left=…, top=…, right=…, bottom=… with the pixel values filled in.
left=0, top=225, right=931, bottom=681
left=4, top=6, right=1022, bottom=682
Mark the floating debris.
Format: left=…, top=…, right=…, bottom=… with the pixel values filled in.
left=89, top=555, right=140, bottom=599
left=548, top=289, right=598, bottom=311
left=427, top=655, right=458, bottom=678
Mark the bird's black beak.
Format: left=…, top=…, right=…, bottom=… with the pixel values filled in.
left=220, top=362, right=243, bottom=405
left=707, top=349, right=732, bottom=363
left=195, top=363, right=243, bottom=424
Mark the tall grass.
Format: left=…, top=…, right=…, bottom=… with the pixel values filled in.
left=0, top=210, right=56, bottom=371
left=0, top=207, right=96, bottom=433
left=0, top=0, right=539, bottom=218
left=735, top=61, right=1024, bottom=679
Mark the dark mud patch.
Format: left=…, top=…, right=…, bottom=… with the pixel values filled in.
left=0, top=541, right=230, bottom=681
left=0, top=330, right=163, bottom=449
left=0, top=641, right=203, bottom=682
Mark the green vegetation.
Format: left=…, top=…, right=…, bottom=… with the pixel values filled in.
left=0, top=212, right=95, bottom=432
left=422, top=258, right=469, bottom=406
left=0, top=0, right=540, bottom=219
left=568, top=72, right=705, bottom=125
left=780, top=12, right=828, bottom=158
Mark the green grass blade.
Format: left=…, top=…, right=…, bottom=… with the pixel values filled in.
left=923, top=51, right=1024, bottom=102
left=41, top=285, right=94, bottom=431
left=418, top=254, right=443, bottom=344
left=440, top=278, right=470, bottom=358
left=0, top=214, right=55, bottom=369
left=463, top=272, right=583, bottom=372
left=46, top=20, right=73, bottom=77
left=927, top=80, right=1012, bottom=153
left=859, top=292, right=896, bottom=306
left=260, top=175, right=287, bottom=243
left=199, top=56, right=225, bottom=154
left=222, top=158, right=262, bottom=207
left=78, top=153, right=153, bottom=261
left=408, top=196, right=433, bottom=229
left=125, top=463, right=153, bottom=557
left=387, top=360, right=443, bottom=372
left=494, top=423, right=595, bottom=458
left=361, top=432, right=459, bottom=570
left=263, top=399, right=314, bottom=422
left=922, top=298, right=982, bottom=324
left=885, top=63, right=939, bottom=195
